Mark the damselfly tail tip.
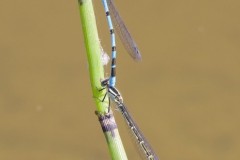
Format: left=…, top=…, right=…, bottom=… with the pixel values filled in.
left=134, top=54, right=142, bottom=62
left=132, top=47, right=142, bottom=62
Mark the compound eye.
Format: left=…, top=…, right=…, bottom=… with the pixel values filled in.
left=101, top=78, right=109, bottom=87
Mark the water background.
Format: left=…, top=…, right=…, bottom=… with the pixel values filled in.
left=0, top=0, right=239, bottom=159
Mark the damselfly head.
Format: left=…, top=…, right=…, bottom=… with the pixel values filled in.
left=101, top=78, right=109, bottom=87
left=116, top=96, right=123, bottom=104
left=108, top=86, right=123, bottom=104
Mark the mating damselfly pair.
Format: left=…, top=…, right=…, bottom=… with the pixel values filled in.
left=100, top=0, right=159, bottom=159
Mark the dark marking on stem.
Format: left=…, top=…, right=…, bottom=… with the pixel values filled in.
left=95, top=111, right=117, bottom=137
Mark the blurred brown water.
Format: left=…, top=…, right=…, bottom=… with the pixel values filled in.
left=0, top=0, right=240, bottom=159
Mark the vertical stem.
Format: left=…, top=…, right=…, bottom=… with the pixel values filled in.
left=78, top=0, right=128, bottom=159
left=78, top=0, right=107, bottom=112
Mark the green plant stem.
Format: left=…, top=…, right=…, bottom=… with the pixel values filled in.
left=78, top=0, right=107, bottom=113
left=78, top=0, right=128, bottom=159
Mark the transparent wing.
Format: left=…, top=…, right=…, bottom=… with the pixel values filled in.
left=118, top=103, right=159, bottom=160
left=107, top=0, right=142, bottom=61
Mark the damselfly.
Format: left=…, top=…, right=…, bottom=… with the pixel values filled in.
left=101, top=79, right=159, bottom=160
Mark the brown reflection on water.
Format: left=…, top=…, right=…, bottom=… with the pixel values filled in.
left=0, top=0, right=240, bottom=160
